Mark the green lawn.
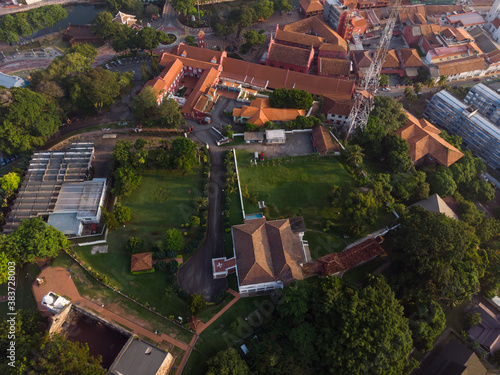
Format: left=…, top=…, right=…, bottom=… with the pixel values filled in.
left=73, top=168, right=203, bottom=318
left=183, top=296, right=271, bottom=375
left=236, top=151, right=354, bottom=254
left=0, top=263, right=39, bottom=319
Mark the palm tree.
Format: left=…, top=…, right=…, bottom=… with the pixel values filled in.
left=438, top=75, right=448, bottom=86
left=346, top=145, right=365, bottom=167
left=424, top=78, right=435, bottom=88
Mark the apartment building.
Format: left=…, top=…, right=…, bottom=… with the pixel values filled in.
left=424, top=90, right=500, bottom=170
left=464, top=83, right=500, bottom=127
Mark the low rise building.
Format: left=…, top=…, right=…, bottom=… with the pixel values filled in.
left=213, top=217, right=309, bottom=295
left=424, top=90, right=500, bottom=170
left=266, top=129, right=286, bottom=144
left=299, top=0, right=324, bottom=18
left=131, top=252, right=153, bottom=273
left=232, top=98, right=305, bottom=126
left=468, top=302, right=500, bottom=354
left=444, top=12, right=486, bottom=30
left=397, top=110, right=464, bottom=167
left=409, top=194, right=459, bottom=220
left=0, top=71, right=24, bottom=88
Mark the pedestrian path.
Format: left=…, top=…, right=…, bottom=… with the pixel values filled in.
left=175, top=289, right=241, bottom=374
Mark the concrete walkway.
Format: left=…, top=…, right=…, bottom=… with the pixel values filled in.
left=31, top=267, right=190, bottom=351
left=175, top=289, right=240, bottom=374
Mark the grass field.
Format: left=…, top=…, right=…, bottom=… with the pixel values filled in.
left=73, top=167, right=203, bottom=318
left=236, top=150, right=354, bottom=255
left=183, top=296, right=271, bottom=375
left=0, top=263, right=40, bottom=319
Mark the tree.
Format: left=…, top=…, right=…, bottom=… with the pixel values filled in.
left=393, top=207, right=482, bottom=303
left=68, top=68, right=128, bottom=113
left=190, top=215, right=200, bottom=227
left=106, top=0, right=144, bottom=15
left=461, top=180, right=495, bottom=203
left=145, top=4, right=160, bottom=15
left=269, top=88, right=313, bottom=110
left=413, top=82, right=423, bottom=94
left=189, top=294, right=206, bottom=314
left=466, top=312, right=482, bottom=329
left=91, top=11, right=121, bottom=39
left=206, top=348, right=250, bottom=375
left=370, top=96, right=408, bottom=133
left=164, top=228, right=184, bottom=252
left=126, top=237, right=144, bottom=253
left=392, top=170, right=429, bottom=202
left=249, top=276, right=415, bottom=374
left=114, top=204, right=132, bottom=223
left=253, top=0, right=274, bottom=20
left=243, top=30, right=266, bottom=47
left=404, top=86, right=417, bottom=101
left=343, top=190, right=381, bottom=234
left=0, top=217, right=71, bottom=265
left=344, top=144, right=364, bottom=166
left=102, top=207, right=119, bottom=230
left=185, top=35, right=195, bottom=45
left=170, top=137, right=198, bottom=174
left=0, top=88, right=60, bottom=155
left=112, top=166, right=142, bottom=197
left=131, top=88, right=185, bottom=128
left=427, top=168, right=457, bottom=197
left=0, top=252, right=11, bottom=284
left=171, top=0, right=196, bottom=15
left=425, top=78, right=435, bottom=88
left=458, top=200, right=500, bottom=244
left=386, top=135, right=412, bottom=173
left=235, top=6, right=257, bottom=38
left=0, top=172, right=21, bottom=199
left=408, top=301, right=446, bottom=351
left=379, top=74, right=389, bottom=87
left=272, top=0, right=292, bottom=12
left=438, top=75, right=448, bottom=86
left=134, top=26, right=168, bottom=55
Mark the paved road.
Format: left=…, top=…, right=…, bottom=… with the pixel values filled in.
left=177, top=126, right=228, bottom=301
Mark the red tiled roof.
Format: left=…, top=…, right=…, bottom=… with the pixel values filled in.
left=268, top=41, right=313, bottom=68
left=493, top=18, right=500, bottom=29
left=382, top=49, right=400, bottom=68
left=299, top=0, right=324, bottom=14
left=314, top=238, right=384, bottom=276
left=170, top=43, right=225, bottom=64
left=282, top=15, right=346, bottom=48
left=181, top=67, right=219, bottom=116
left=160, top=52, right=219, bottom=71
left=435, top=56, right=486, bottom=76
left=318, top=57, right=351, bottom=76
left=398, top=48, right=423, bottom=67
left=131, top=252, right=153, bottom=272
left=321, top=96, right=353, bottom=116
left=354, top=50, right=373, bottom=68
left=232, top=218, right=306, bottom=286
left=221, top=57, right=354, bottom=99
left=312, top=125, right=339, bottom=155
left=232, top=98, right=305, bottom=126
left=397, top=110, right=464, bottom=167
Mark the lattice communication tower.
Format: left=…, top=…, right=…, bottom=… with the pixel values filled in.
left=344, top=0, right=403, bottom=139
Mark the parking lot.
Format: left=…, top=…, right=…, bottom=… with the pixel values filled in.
left=105, top=56, right=152, bottom=82
left=233, top=132, right=315, bottom=158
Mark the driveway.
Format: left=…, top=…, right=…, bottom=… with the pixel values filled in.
left=177, top=126, right=228, bottom=301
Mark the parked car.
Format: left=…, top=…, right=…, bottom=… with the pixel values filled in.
left=259, top=152, right=265, bottom=161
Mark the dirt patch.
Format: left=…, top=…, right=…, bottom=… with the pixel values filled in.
left=91, top=245, right=108, bottom=255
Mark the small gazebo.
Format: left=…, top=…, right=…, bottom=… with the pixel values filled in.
left=131, top=252, right=153, bottom=273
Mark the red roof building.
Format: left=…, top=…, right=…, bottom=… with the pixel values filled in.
left=266, top=38, right=315, bottom=73
left=312, top=125, right=340, bottom=155
left=299, top=0, right=324, bottom=18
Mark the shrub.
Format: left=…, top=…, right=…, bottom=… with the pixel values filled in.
left=114, top=204, right=132, bottom=223
left=189, top=294, right=207, bottom=314
left=155, top=260, right=167, bottom=271
left=166, top=260, right=179, bottom=274
left=126, top=237, right=144, bottom=253
left=102, top=207, right=119, bottom=230
left=164, top=228, right=184, bottom=252
left=166, top=250, right=177, bottom=258
left=153, top=250, right=166, bottom=260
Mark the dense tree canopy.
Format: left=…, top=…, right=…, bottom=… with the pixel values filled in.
left=407, top=300, right=446, bottom=352
left=248, top=276, right=415, bottom=375
left=0, top=309, right=106, bottom=374
left=131, top=87, right=185, bottom=128
left=392, top=207, right=483, bottom=303
left=391, top=170, right=429, bottom=202
left=0, top=5, right=67, bottom=43
left=0, top=172, right=21, bottom=199
left=0, top=217, right=71, bottom=265
left=90, top=11, right=122, bottom=39
left=206, top=348, right=250, bottom=375
left=106, top=0, right=143, bottom=15
left=0, top=88, right=60, bottom=155
left=272, top=0, right=292, bottom=12
left=269, top=88, right=313, bottom=110
left=163, top=228, right=184, bottom=252
left=170, top=137, right=198, bottom=174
